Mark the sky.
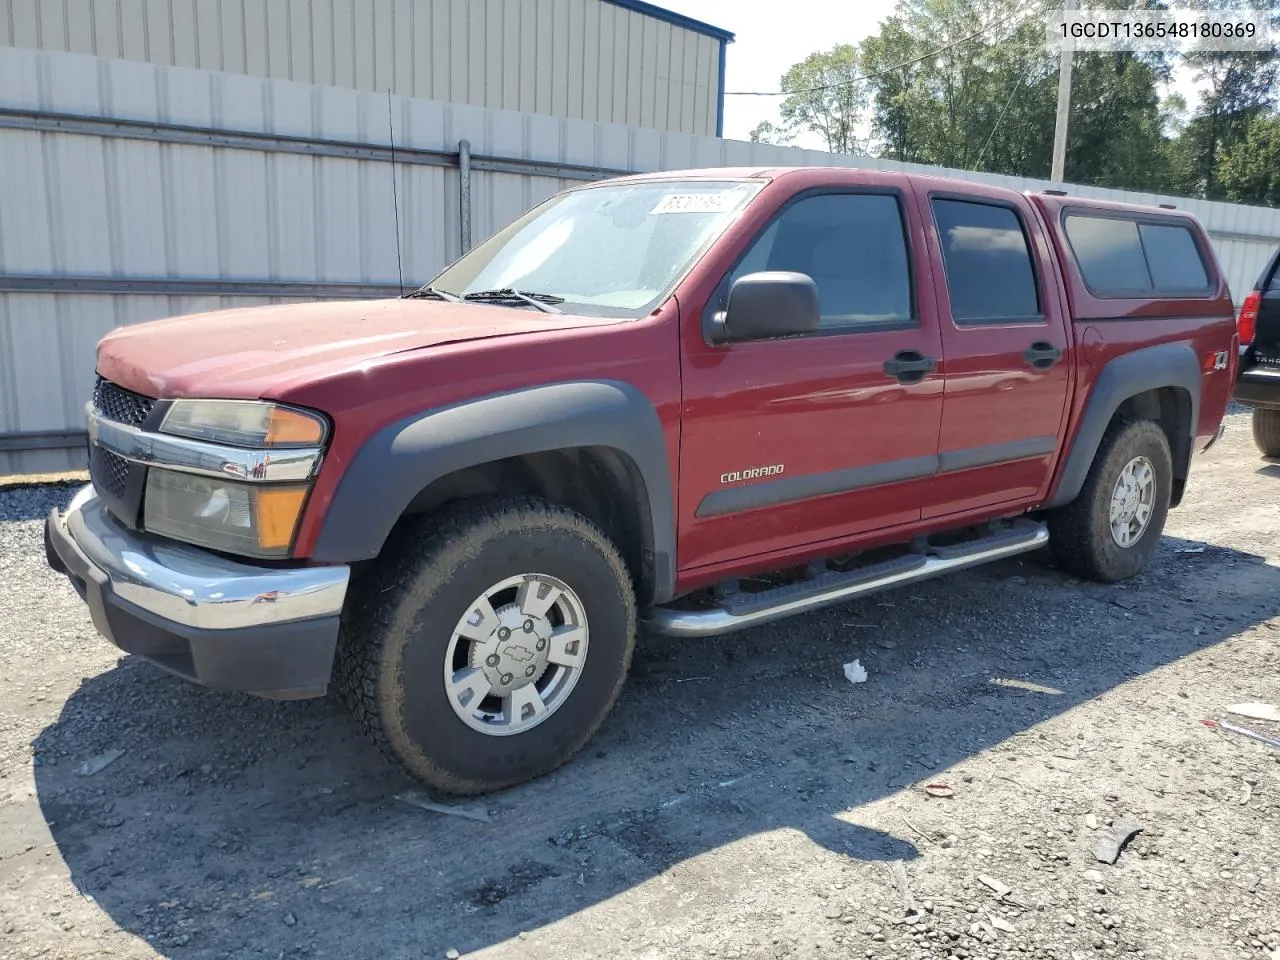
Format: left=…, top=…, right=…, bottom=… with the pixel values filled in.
left=659, top=0, right=1204, bottom=151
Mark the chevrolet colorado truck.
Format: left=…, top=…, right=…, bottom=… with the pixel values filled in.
left=1231, top=245, right=1280, bottom=453
left=46, top=167, right=1240, bottom=795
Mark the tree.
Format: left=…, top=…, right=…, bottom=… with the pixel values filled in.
left=1160, top=93, right=1189, bottom=138
left=748, top=121, right=793, bottom=146
left=775, top=44, right=869, bottom=154
left=860, top=17, right=931, bottom=163
left=1219, top=114, right=1280, bottom=206
left=1169, top=0, right=1280, bottom=198
left=1063, top=51, right=1177, bottom=191
left=860, top=0, right=1057, bottom=174
left=746, top=0, right=1279, bottom=203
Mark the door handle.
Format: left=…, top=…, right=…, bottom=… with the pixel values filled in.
left=883, top=350, right=938, bottom=384
left=1023, top=342, right=1062, bottom=370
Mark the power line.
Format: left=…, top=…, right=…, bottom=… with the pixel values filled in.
left=975, top=65, right=1030, bottom=167
left=724, top=0, right=1047, bottom=97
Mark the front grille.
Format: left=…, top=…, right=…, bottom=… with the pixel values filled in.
left=88, top=377, right=157, bottom=528
left=89, top=443, right=131, bottom=501
left=92, top=376, right=156, bottom=428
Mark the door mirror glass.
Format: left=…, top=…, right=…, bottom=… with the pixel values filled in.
left=715, top=271, right=821, bottom=343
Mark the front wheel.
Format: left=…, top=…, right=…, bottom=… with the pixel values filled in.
left=1048, top=419, right=1172, bottom=584
left=336, top=497, right=636, bottom=795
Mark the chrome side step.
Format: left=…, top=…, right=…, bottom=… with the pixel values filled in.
left=645, top=519, right=1049, bottom=638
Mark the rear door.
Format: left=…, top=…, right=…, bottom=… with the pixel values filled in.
left=1241, top=248, right=1280, bottom=373
left=915, top=187, right=1073, bottom=518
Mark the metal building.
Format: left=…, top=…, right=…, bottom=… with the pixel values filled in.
left=0, top=0, right=733, bottom=137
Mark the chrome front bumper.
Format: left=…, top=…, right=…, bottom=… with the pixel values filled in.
left=45, top=485, right=350, bottom=698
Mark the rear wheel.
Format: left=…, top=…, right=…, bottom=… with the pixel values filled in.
left=1252, top=408, right=1280, bottom=457
left=1048, top=419, right=1172, bottom=584
left=336, top=497, right=636, bottom=795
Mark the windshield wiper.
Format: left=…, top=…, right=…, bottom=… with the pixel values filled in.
left=462, top=288, right=564, bottom=314
left=403, top=285, right=463, bottom=302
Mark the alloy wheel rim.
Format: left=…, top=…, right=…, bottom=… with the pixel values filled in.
left=443, top=574, right=589, bottom=736
left=1109, top=455, right=1156, bottom=548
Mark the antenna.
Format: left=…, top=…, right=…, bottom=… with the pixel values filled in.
left=387, top=89, right=405, bottom=296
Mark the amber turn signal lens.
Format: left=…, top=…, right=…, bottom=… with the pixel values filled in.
left=265, top=407, right=326, bottom=446
left=254, top=487, right=309, bottom=550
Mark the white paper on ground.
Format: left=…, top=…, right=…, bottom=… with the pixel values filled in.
left=1227, top=702, right=1280, bottom=723
left=843, top=660, right=868, bottom=684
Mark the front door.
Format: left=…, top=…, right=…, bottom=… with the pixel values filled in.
left=916, top=189, right=1074, bottom=519
left=677, top=186, right=944, bottom=575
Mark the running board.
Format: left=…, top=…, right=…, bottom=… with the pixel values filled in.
left=645, top=519, right=1049, bottom=638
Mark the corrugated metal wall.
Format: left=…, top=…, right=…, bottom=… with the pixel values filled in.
left=3, top=45, right=1280, bottom=475
left=0, top=0, right=725, bottom=136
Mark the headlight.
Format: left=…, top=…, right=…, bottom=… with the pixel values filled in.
left=144, top=399, right=328, bottom=558
left=144, top=470, right=310, bottom=558
left=161, top=399, right=327, bottom=448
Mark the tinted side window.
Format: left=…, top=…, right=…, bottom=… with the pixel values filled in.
left=1139, top=223, right=1209, bottom=291
left=1259, top=251, right=1280, bottom=293
left=1064, top=214, right=1215, bottom=297
left=729, top=193, right=913, bottom=329
left=932, top=199, right=1041, bottom=323
left=1064, top=216, right=1151, bottom=293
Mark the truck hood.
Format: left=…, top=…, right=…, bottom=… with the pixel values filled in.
left=96, top=298, right=622, bottom=399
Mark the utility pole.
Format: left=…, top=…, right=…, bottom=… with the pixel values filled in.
left=1051, top=0, right=1078, bottom=183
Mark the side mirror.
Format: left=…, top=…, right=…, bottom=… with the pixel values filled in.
left=712, top=271, right=821, bottom=343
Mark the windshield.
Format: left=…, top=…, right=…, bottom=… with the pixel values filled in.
left=430, top=179, right=766, bottom=318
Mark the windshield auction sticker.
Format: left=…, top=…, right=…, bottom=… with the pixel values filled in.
left=1046, top=8, right=1274, bottom=52
left=650, top=193, right=744, bottom=215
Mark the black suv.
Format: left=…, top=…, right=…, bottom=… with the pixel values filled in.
left=1234, top=247, right=1280, bottom=456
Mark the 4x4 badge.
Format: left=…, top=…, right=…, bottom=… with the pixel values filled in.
left=1212, top=350, right=1229, bottom=371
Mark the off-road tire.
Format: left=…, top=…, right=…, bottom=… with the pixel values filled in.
left=1048, top=418, right=1172, bottom=584
left=335, top=497, right=636, bottom=795
left=1252, top=408, right=1280, bottom=458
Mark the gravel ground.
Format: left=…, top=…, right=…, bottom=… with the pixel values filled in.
left=1, top=409, right=1278, bottom=960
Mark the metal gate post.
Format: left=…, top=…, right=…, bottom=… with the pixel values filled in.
left=458, top=139, right=473, bottom=255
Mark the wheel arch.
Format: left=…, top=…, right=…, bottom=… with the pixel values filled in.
left=1046, top=342, right=1200, bottom=510
left=309, top=381, right=677, bottom=604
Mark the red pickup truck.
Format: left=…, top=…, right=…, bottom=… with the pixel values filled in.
left=46, top=167, right=1239, bottom=795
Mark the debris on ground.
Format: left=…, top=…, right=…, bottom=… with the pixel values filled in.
left=1203, top=718, right=1280, bottom=749
left=1084, top=813, right=1098, bottom=830
left=886, top=859, right=917, bottom=916
left=1092, top=817, right=1143, bottom=865
left=923, top=783, right=954, bottom=798
left=1176, top=546, right=1206, bottom=554
left=1226, top=702, right=1280, bottom=723
left=901, top=815, right=933, bottom=843
left=394, top=792, right=492, bottom=823
left=74, top=748, right=124, bottom=776
left=989, top=677, right=1065, bottom=695
left=842, top=660, right=868, bottom=684
left=989, top=913, right=1017, bottom=934
left=977, top=874, right=1012, bottom=898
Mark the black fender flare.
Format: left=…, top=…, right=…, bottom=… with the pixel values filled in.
left=1045, top=341, right=1201, bottom=509
left=309, top=380, right=677, bottom=603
